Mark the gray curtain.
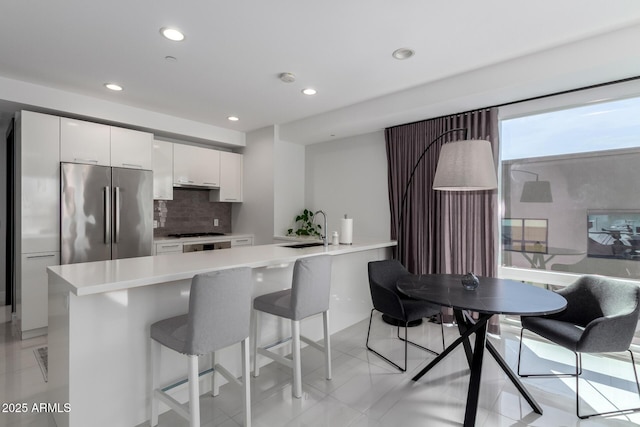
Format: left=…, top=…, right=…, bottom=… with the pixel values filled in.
left=385, top=108, right=499, bottom=332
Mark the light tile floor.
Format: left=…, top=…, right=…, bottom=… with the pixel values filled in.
left=2, top=314, right=640, bottom=426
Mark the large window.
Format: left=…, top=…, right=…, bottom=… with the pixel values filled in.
left=499, top=83, right=640, bottom=281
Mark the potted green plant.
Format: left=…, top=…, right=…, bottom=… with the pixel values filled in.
left=287, top=209, right=322, bottom=238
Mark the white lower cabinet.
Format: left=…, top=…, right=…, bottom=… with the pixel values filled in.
left=155, top=242, right=184, bottom=255
left=231, top=237, right=253, bottom=247
left=19, top=251, right=59, bottom=338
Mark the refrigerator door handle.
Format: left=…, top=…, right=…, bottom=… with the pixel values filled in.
left=104, top=186, right=111, bottom=244
left=114, top=186, right=120, bottom=243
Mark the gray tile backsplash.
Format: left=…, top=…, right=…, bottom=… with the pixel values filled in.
left=153, top=188, right=231, bottom=237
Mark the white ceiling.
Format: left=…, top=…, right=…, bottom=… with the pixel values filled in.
left=1, top=1, right=640, bottom=144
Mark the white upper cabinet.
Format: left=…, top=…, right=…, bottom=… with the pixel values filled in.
left=111, top=127, right=153, bottom=170
left=152, top=140, right=173, bottom=200
left=60, top=117, right=111, bottom=166
left=19, top=111, right=61, bottom=253
left=218, top=151, right=243, bottom=202
left=173, top=144, right=220, bottom=188
left=200, top=148, right=220, bottom=187
left=61, top=117, right=152, bottom=169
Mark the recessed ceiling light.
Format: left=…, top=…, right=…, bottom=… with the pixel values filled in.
left=392, top=48, right=415, bottom=60
left=104, top=83, right=123, bottom=91
left=160, top=27, right=185, bottom=41
left=302, top=88, right=317, bottom=96
left=227, top=116, right=239, bottom=122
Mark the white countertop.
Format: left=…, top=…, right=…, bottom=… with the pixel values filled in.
left=48, top=239, right=396, bottom=296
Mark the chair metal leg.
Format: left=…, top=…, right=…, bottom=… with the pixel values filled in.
left=366, top=309, right=443, bottom=372
left=577, top=350, right=640, bottom=419
left=241, top=337, right=251, bottom=427
left=519, top=328, right=640, bottom=419
left=517, top=328, right=581, bottom=378
left=291, top=320, right=302, bottom=398
left=396, top=320, right=442, bottom=357
left=323, top=311, right=332, bottom=380
left=150, top=338, right=160, bottom=427
left=187, top=355, right=200, bottom=427
left=366, top=309, right=406, bottom=372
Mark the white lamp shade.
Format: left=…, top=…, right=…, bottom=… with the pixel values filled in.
left=432, top=139, right=498, bottom=191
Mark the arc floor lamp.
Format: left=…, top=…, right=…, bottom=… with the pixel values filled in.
left=396, top=128, right=498, bottom=263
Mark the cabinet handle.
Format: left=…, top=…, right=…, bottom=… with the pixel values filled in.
left=114, top=187, right=120, bottom=243
left=225, top=198, right=238, bottom=201
left=122, top=163, right=143, bottom=169
left=178, top=179, right=195, bottom=184
left=104, top=186, right=111, bottom=244
left=161, top=244, right=180, bottom=248
left=26, top=254, right=55, bottom=259
left=204, top=182, right=218, bottom=186
left=234, top=239, right=249, bottom=243
left=74, top=158, right=98, bottom=163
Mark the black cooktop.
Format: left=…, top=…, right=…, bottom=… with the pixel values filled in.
left=167, top=232, right=226, bottom=238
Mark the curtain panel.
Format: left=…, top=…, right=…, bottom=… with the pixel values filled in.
left=385, top=108, right=499, bottom=330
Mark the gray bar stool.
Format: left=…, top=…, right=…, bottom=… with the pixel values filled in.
left=150, top=267, right=252, bottom=427
left=252, top=255, right=332, bottom=398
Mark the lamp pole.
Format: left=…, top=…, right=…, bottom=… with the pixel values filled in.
left=396, top=128, right=468, bottom=262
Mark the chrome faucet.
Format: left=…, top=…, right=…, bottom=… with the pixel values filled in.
left=314, top=210, right=328, bottom=247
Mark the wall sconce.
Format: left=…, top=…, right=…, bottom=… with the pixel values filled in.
left=514, top=170, right=553, bottom=203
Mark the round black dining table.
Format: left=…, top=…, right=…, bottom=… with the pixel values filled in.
left=397, top=274, right=567, bottom=427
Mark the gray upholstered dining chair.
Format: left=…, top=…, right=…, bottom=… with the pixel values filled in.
left=252, top=255, right=332, bottom=398
left=150, top=267, right=253, bottom=427
left=517, top=274, right=640, bottom=419
left=366, top=259, right=445, bottom=372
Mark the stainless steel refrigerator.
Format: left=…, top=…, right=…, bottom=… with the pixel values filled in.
left=60, top=162, right=153, bottom=265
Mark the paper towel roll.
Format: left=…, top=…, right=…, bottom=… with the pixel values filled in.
left=339, top=218, right=353, bottom=245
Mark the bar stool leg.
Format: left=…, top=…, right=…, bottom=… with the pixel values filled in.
left=211, top=351, right=220, bottom=397
left=241, top=337, right=251, bottom=427
left=291, top=320, right=302, bottom=398
left=188, top=355, right=200, bottom=427
left=323, top=311, right=332, bottom=380
left=150, top=338, right=160, bottom=427
left=252, top=310, right=260, bottom=377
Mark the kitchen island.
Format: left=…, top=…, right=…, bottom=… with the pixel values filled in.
left=47, top=239, right=394, bottom=427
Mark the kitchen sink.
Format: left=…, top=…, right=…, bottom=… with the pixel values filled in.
left=285, top=242, right=326, bottom=249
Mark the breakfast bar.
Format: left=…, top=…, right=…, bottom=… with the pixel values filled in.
left=46, top=240, right=394, bottom=427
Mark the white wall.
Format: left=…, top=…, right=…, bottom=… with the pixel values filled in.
left=274, top=138, right=305, bottom=237
left=232, top=126, right=275, bottom=245
left=305, top=131, right=390, bottom=240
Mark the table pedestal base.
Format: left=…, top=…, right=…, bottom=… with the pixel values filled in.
left=412, top=310, right=543, bottom=427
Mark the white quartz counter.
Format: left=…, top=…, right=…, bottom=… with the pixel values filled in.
left=47, top=239, right=396, bottom=296
left=47, top=239, right=394, bottom=427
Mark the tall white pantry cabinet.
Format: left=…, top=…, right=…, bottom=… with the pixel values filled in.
left=16, top=111, right=60, bottom=339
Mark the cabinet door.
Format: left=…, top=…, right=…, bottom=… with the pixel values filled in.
left=231, top=236, right=252, bottom=247
left=174, top=144, right=220, bottom=188
left=152, top=140, right=173, bottom=200
left=60, top=117, right=110, bottom=166
left=219, top=152, right=243, bottom=202
left=199, top=149, right=220, bottom=187
left=20, top=252, right=59, bottom=333
left=155, top=242, right=183, bottom=254
left=111, top=127, right=153, bottom=170
left=19, top=111, right=61, bottom=252
left=173, top=144, right=196, bottom=186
